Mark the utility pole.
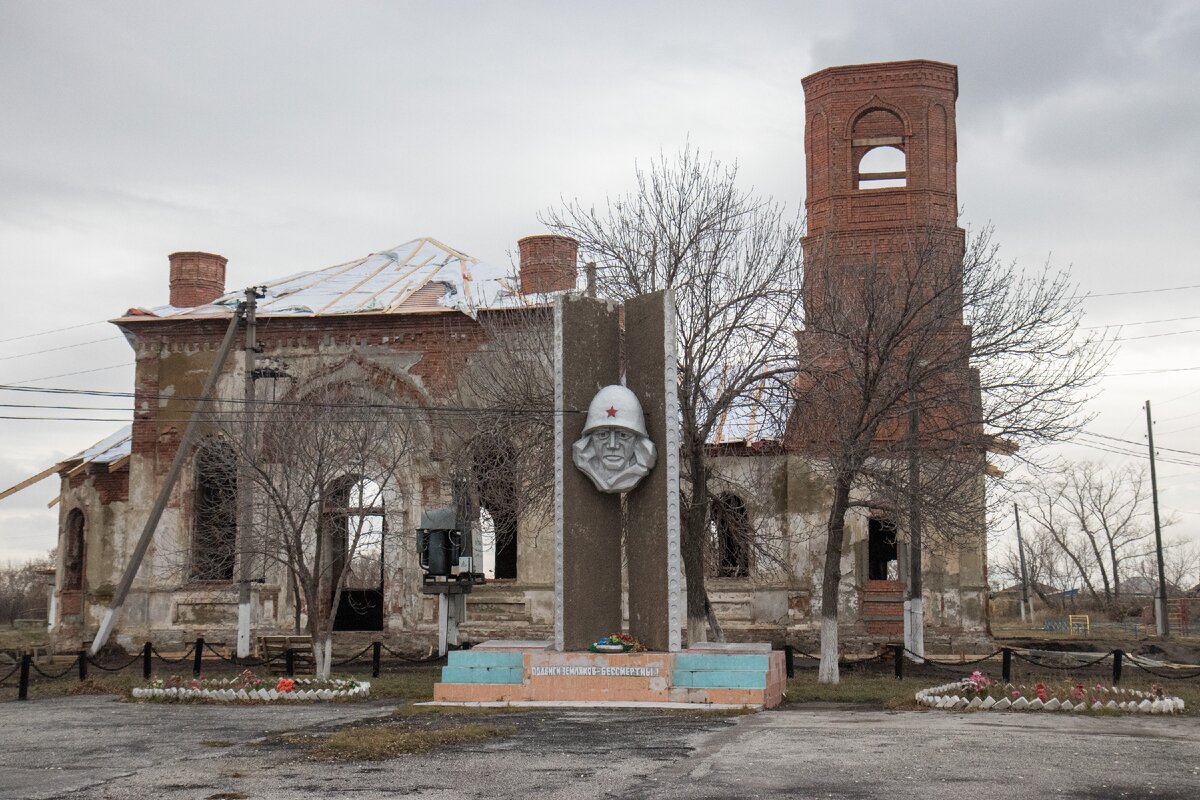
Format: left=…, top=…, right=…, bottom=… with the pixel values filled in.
left=91, top=306, right=244, bottom=654
left=237, top=287, right=262, bottom=659
left=904, top=385, right=924, bottom=659
left=1013, top=503, right=1031, bottom=623
left=1145, top=400, right=1169, bottom=638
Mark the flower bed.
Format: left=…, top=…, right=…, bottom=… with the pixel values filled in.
left=917, top=671, right=1184, bottom=714
left=131, top=669, right=369, bottom=702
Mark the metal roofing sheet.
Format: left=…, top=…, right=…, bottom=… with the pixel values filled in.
left=131, top=237, right=528, bottom=320
left=69, top=425, right=132, bottom=466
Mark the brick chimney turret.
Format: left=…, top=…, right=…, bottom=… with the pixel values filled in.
left=168, top=251, right=228, bottom=308
left=518, top=235, right=578, bottom=295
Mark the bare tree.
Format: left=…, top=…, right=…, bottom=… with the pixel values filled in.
left=445, top=307, right=558, bottom=575
left=542, top=146, right=805, bottom=642
left=200, top=381, right=417, bottom=678
left=0, top=551, right=54, bottom=627
left=1019, top=461, right=1155, bottom=607
left=1131, top=536, right=1200, bottom=598
left=991, top=528, right=1075, bottom=615
left=795, top=226, right=1109, bottom=682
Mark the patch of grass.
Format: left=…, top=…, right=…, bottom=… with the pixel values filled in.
left=361, top=669, right=439, bottom=701
left=201, top=739, right=235, bottom=747
left=785, top=674, right=925, bottom=710
left=309, top=722, right=513, bottom=761
left=205, top=792, right=249, bottom=800
left=391, top=702, right=515, bottom=717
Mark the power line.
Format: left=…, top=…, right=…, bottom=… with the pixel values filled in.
left=1083, top=314, right=1200, bottom=330
left=1105, top=365, right=1200, bottom=376
left=0, top=320, right=108, bottom=345
left=3, top=363, right=134, bottom=384
left=1085, top=430, right=1200, bottom=460
left=1111, top=327, right=1200, bottom=342
left=0, top=383, right=580, bottom=417
left=1084, top=283, right=1200, bottom=299
left=0, top=336, right=123, bottom=362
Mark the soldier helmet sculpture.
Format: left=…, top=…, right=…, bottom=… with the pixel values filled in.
left=572, top=384, right=657, bottom=493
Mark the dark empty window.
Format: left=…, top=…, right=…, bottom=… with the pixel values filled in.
left=191, top=440, right=237, bottom=581
left=711, top=494, right=752, bottom=578
left=474, top=441, right=518, bottom=580
left=63, top=509, right=85, bottom=591
left=867, top=518, right=898, bottom=580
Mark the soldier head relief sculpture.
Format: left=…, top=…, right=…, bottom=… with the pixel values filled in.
left=572, top=385, right=657, bottom=493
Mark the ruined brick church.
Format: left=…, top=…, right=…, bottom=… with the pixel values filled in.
left=22, top=60, right=989, bottom=653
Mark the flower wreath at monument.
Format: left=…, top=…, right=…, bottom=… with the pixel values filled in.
left=589, top=632, right=645, bottom=653
left=917, top=671, right=1185, bottom=713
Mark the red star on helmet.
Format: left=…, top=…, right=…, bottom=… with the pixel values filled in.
left=606, top=406, right=618, bottom=418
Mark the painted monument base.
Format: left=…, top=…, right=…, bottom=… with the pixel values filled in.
left=433, top=640, right=785, bottom=708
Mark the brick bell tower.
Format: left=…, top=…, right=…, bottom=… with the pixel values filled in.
left=792, top=60, right=979, bottom=452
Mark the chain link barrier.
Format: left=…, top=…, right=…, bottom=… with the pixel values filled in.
left=151, top=645, right=195, bottom=664
left=1010, top=650, right=1113, bottom=671
left=379, top=642, right=442, bottom=664
left=331, top=643, right=375, bottom=667
left=86, top=653, right=143, bottom=673
left=201, top=642, right=269, bottom=667
left=30, top=657, right=81, bottom=680
left=1124, top=656, right=1200, bottom=681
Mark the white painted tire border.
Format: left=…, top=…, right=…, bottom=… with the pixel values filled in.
left=916, top=680, right=1185, bottom=714
left=131, top=682, right=370, bottom=702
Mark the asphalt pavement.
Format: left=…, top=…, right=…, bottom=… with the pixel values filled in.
left=2, top=696, right=1197, bottom=799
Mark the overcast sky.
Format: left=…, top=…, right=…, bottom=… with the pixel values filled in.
left=2, top=1, right=1199, bottom=563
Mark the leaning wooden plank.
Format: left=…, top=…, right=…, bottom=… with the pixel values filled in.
left=0, top=464, right=62, bottom=502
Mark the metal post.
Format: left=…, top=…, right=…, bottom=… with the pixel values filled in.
left=784, top=644, right=795, bottom=679
left=143, top=642, right=152, bottom=680
left=18, top=654, right=30, bottom=701
left=1014, top=503, right=1031, bottom=623
left=893, top=644, right=904, bottom=679
left=1002, top=648, right=1012, bottom=683
left=237, top=287, right=261, bottom=659
left=192, top=638, right=204, bottom=678
left=78, top=650, right=87, bottom=682
left=437, top=593, right=449, bottom=657
left=285, top=648, right=295, bottom=677
left=1112, top=649, right=1123, bottom=685
left=91, top=308, right=245, bottom=655
left=1145, top=401, right=1169, bottom=638
left=372, top=641, right=382, bottom=678
left=904, top=386, right=924, bottom=659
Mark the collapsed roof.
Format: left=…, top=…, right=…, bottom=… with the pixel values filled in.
left=120, top=237, right=525, bottom=321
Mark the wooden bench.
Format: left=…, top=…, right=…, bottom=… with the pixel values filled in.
left=257, top=635, right=315, bottom=676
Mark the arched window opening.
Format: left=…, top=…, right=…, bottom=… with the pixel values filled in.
left=710, top=494, right=752, bottom=578
left=473, top=441, right=518, bottom=580
left=857, top=145, right=906, bottom=189
left=191, top=440, right=237, bottom=581
left=63, top=509, right=85, bottom=592
left=867, top=518, right=899, bottom=580
left=324, top=475, right=386, bottom=631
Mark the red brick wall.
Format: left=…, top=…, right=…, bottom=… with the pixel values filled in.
left=791, top=60, right=978, bottom=453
